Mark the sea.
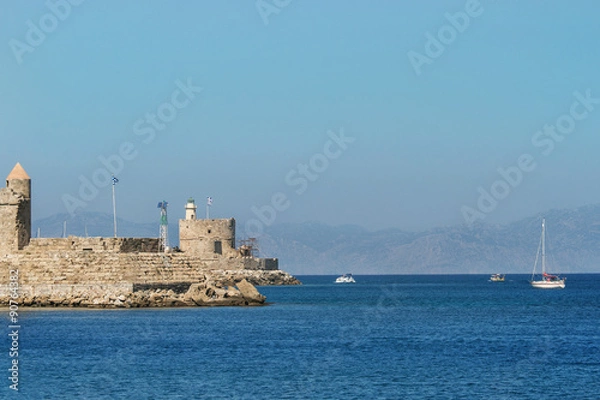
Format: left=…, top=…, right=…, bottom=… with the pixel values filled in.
left=4, top=274, right=600, bottom=399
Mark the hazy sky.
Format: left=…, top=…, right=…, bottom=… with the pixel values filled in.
left=1, top=1, right=599, bottom=235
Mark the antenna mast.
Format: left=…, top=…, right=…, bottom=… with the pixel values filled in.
left=158, top=201, right=169, bottom=252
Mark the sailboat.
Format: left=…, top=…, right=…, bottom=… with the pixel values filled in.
left=530, top=218, right=566, bottom=289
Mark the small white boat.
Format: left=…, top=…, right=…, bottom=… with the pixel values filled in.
left=490, top=274, right=505, bottom=282
left=530, top=218, right=566, bottom=289
left=335, top=274, right=356, bottom=283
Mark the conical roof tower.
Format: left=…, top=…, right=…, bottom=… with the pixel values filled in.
left=6, top=162, right=30, bottom=181
left=6, top=162, right=31, bottom=199
left=1, top=163, right=31, bottom=253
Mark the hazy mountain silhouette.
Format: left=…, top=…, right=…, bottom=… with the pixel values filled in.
left=33, top=205, right=600, bottom=274
left=258, top=205, right=600, bottom=274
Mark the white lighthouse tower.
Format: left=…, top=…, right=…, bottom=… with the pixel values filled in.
left=185, top=198, right=197, bottom=220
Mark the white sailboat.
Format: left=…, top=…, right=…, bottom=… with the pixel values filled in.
left=530, top=218, right=566, bottom=289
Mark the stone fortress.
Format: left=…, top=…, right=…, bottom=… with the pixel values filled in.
left=0, top=163, right=299, bottom=307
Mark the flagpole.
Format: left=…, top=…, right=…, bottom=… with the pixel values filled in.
left=206, top=197, right=212, bottom=219
left=112, top=175, right=118, bottom=238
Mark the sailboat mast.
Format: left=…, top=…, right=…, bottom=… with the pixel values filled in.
left=541, top=218, right=546, bottom=274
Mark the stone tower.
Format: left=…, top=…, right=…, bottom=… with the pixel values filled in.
left=0, top=163, right=32, bottom=255
left=179, top=198, right=236, bottom=256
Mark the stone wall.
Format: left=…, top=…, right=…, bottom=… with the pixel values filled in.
left=27, top=237, right=160, bottom=253
left=0, top=248, right=298, bottom=307
left=6, top=176, right=31, bottom=252
left=0, top=203, right=19, bottom=255
left=0, top=249, right=288, bottom=298
left=0, top=186, right=30, bottom=255
left=240, top=257, right=279, bottom=270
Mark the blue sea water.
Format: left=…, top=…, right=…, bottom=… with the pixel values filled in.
left=4, top=274, right=600, bottom=399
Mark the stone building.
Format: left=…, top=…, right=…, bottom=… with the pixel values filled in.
left=0, top=163, right=295, bottom=307
left=180, top=198, right=237, bottom=257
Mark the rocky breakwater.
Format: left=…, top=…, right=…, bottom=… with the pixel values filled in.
left=2, top=277, right=276, bottom=308
left=183, top=279, right=266, bottom=307
left=210, top=269, right=302, bottom=286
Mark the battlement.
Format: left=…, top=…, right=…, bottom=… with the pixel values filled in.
left=27, top=237, right=160, bottom=253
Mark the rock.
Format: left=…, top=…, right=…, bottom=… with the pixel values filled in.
left=162, top=297, right=188, bottom=307
left=118, top=294, right=126, bottom=302
left=184, top=282, right=252, bottom=307
left=236, top=279, right=266, bottom=305
left=184, top=283, right=209, bottom=306
left=149, top=292, right=162, bottom=303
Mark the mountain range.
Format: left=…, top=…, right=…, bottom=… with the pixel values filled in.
left=32, top=205, right=600, bottom=275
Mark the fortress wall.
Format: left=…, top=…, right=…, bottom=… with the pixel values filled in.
left=7, top=178, right=30, bottom=199
left=0, top=283, right=134, bottom=298
left=3, top=176, right=31, bottom=252
left=0, top=204, right=19, bottom=255
left=16, top=199, right=31, bottom=250
left=259, top=258, right=279, bottom=270
left=28, top=238, right=75, bottom=251
left=0, top=186, right=27, bottom=255
left=238, top=257, right=279, bottom=271
left=119, top=238, right=160, bottom=252
left=0, top=250, right=277, bottom=292
left=27, top=237, right=160, bottom=253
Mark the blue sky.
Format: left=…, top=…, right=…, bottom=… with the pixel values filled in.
left=1, top=1, right=599, bottom=233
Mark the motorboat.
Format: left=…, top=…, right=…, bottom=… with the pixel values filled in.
left=335, top=274, right=356, bottom=283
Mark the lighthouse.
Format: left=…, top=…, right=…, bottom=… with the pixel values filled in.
left=185, top=197, right=197, bottom=220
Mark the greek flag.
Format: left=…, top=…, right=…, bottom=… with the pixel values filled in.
left=112, top=176, right=119, bottom=185
left=207, top=197, right=213, bottom=206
